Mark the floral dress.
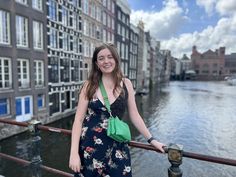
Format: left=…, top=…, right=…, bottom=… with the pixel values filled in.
left=75, top=85, right=132, bottom=177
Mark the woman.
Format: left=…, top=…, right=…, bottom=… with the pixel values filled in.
left=69, top=43, right=165, bottom=177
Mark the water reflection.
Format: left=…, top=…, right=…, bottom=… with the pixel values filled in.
left=132, top=81, right=236, bottom=177
left=1, top=81, right=236, bottom=177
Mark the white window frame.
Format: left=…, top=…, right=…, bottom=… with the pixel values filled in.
left=16, top=15, right=28, bottom=47
left=15, top=96, right=32, bottom=122
left=15, top=0, right=28, bottom=5
left=62, top=6, right=69, bottom=26
left=32, top=0, right=43, bottom=11
left=34, top=60, right=44, bottom=87
left=17, top=59, right=30, bottom=88
left=83, top=0, right=89, bottom=15
left=49, top=28, right=58, bottom=48
left=33, top=21, right=43, bottom=50
left=0, top=57, right=12, bottom=89
left=0, top=10, right=11, bottom=45
left=48, top=0, right=57, bottom=21
left=103, top=11, right=106, bottom=25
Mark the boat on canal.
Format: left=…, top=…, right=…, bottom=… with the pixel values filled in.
left=225, top=74, right=236, bottom=86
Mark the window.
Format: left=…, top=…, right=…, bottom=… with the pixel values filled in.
left=83, top=0, right=89, bottom=14
left=112, top=1, right=115, bottom=13
left=33, top=21, right=43, bottom=49
left=34, top=60, right=44, bottom=86
left=63, top=33, right=70, bottom=51
left=103, top=0, right=107, bottom=7
left=103, top=12, right=106, bottom=25
left=37, top=94, right=45, bottom=109
left=0, top=10, right=10, bottom=45
left=64, top=91, right=71, bottom=110
left=112, top=18, right=114, bottom=30
left=17, top=59, right=30, bottom=88
left=0, top=98, right=10, bottom=116
left=16, top=15, right=28, bottom=47
left=16, top=0, right=28, bottom=5
left=48, top=57, right=59, bottom=83
left=103, top=29, right=106, bottom=42
left=0, top=57, right=11, bottom=89
left=73, top=37, right=80, bottom=53
left=107, top=0, right=111, bottom=10
left=72, top=0, right=79, bottom=8
left=49, top=28, right=58, bottom=48
left=60, top=58, right=70, bottom=82
left=49, top=93, right=60, bottom=115
left=62, top=7, right=69, bottom=26
left=15, top=96, right=32, bottom=122
left=73, top=60, right=80, bottom=82
left=32, top=0, right=43, bottom=11
left=96, top=6, right=101, bottom=22
left=48, top=0, right=57, bottom=21
left=91, top=3, right=96, bottom=18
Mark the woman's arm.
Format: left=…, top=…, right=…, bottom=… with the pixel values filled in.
left=69, top=83, right=89, bottom=172
left=124, top=78, right=165, bottom=153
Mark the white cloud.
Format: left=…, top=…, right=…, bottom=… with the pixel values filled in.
left=162, top=14, right=236, bottom=58
left=130, top=0, right=236, bottom=58
left=130, top=0, right=186, bottom=39
left=196, top=0, right=216, bottom=16
left=215, top=0, right=236, bottom=16
left=196, top=0, right=236, bottom=16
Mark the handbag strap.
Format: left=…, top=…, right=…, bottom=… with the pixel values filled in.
left=99, top=80, right=112, bottom=116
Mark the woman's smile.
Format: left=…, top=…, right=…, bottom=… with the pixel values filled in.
left=97, top=48, right=116, bottom=73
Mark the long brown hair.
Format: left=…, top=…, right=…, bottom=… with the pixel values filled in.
left=85, top=43, right=124, bottom=100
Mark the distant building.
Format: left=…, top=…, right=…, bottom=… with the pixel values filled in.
left=150, top=39, right=160, bottom=84
left=174, top=58, right=182, bottom=80
left=82, top=0, right=103, bottom=80
left=191, top=46, right=225, bottom=80
left=47, top=0, right=83, bottom=121
left=225, top=53, right=236, bottom=75
left=115, top=0, right=131, bottom=77
left=0, top=0, right=48, bottom=138
left=143, top=31, right=151, bottom=89
left=102, top=0, right=116, bottom=44
left=136, top=20, right=145, bottom=91
left=181, top=54, right=192, bottom=71
left=129, top=24, right=138, bottom=88
left=161, top=49, right=172, bottom=82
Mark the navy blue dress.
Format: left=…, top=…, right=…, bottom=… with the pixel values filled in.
left=75, top=85, right=132, bottom=177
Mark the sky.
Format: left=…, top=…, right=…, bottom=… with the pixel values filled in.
left=127, top=0, right=236, bottom=58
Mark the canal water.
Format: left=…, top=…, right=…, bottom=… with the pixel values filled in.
left=1, top=81, right=236, bottom=177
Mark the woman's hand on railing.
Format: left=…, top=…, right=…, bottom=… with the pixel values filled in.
left=150, top=140, right=166, bottom=153
left=69, top=153, right=81, bottom=173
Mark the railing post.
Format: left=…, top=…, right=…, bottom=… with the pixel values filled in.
left=167, top=143, right=183, bottom=177
left=28, top=119, right=42, bottom=177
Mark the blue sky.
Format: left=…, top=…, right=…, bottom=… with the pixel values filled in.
left=127, top=0, right=236, bottom=58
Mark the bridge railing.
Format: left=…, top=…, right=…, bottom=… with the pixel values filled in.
left=0, top=118, right=236, bottom=177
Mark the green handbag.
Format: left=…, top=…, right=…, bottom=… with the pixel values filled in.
left=99, top=80, right=131, bottom=143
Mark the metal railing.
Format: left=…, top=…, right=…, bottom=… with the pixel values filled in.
left=1, top=118, right=236, bottom=177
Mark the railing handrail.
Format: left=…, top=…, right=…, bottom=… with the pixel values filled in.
left=0, top=152, right=73, bottom=177
left=1, top=118, right=236, bottom=167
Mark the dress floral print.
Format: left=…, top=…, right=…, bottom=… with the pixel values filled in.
left=74, top=85, right=132, bottom=177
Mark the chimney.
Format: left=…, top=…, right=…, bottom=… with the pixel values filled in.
left=192, top=45, right=197, bottom=54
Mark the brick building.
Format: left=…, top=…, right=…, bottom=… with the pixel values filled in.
left=191, top=46, right=225, bottom=80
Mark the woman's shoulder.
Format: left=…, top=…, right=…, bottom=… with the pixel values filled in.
left=122, top=78, right=134, bottom=90
left=79, top=80, right=89, bottom=94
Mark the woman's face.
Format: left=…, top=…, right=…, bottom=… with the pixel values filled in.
left=96, top=48, right=116, bottom=74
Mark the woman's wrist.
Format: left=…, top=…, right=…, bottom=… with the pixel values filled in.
left=147, top=136, right=156, bottom=144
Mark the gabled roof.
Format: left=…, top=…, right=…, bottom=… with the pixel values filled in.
left=203, top=49, right=216, bottom=56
